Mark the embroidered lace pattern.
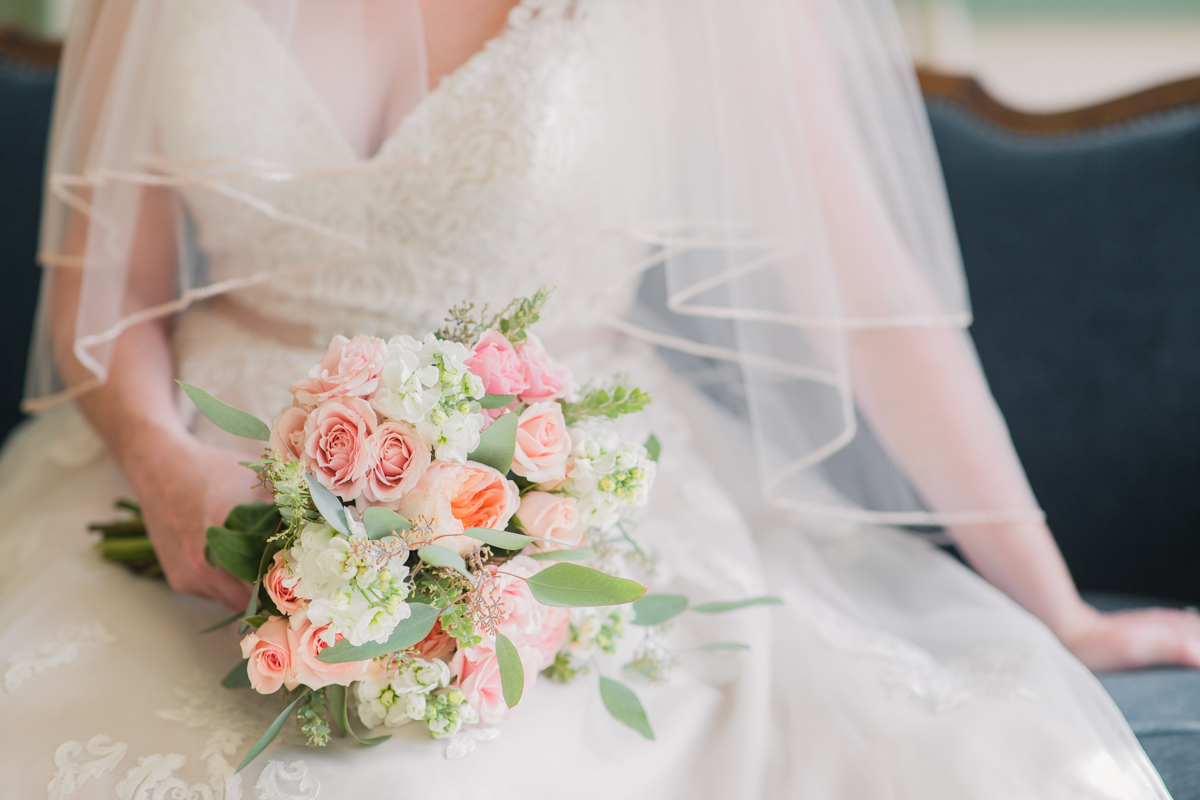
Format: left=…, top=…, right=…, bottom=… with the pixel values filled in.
left=4, top=621, right=116, bottom=693
left=47, top=736, right=128, bottom=800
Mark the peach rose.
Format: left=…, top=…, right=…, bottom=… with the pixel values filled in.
left=291, top=335, right=388, bottom=409
left=287, top=610, right=373, bottom=691
left=452, top=641, right=538, bottom=727
left=361, top=421, right=431, bottom=506
left=527, top=605, right=571, bottom=670
left=510, top=402, right=572, bottom=483
left=397, top=461, right=520, bottom=556
left=486, top=555, right=544, bottom=644
left=518, top=492, right=584, bottom=551
left=465, top=329, right=529, bottom=397
left=302, top=397, right=377, bottom=501
left=517, top=334, right=571, bottom=403
left=240, top=616, right=292, bottom=695
left=269, top=405, right=308, bottom=461
left=264, top=551, right=305, bottom=614
left=412, top=621, right=458, bottom=664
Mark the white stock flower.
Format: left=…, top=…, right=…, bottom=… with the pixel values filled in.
left=394, top=658, right=452, bottom=695
left=356, top=673, right=424, bottom=730
left=563, top=421, right=658, bottom=530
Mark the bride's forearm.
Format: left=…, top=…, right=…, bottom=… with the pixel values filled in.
left=847, top=328, right=1090, bottom=637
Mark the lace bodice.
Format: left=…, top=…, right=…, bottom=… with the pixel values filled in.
left=159, top=0, right=615, bottom=346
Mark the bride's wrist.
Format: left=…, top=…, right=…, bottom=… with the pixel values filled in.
left=116, top=419, right=197, bottom=493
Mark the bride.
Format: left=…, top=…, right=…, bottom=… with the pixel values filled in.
left=3, top=0, right=1196, bottom=797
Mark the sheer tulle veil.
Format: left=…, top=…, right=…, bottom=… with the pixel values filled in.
left=24, top=0, right=1044, bottom=527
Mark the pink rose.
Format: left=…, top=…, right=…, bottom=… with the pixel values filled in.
left=465, top=329, right=529, bottom=397
left=264, top=551, right=305, bottom=614
left=510, top=402, right=572, bottom=483
left=518, top=492, right=584, bottom=551
left=290, top=335, right=387, bottom=409
left=397, top=461, right=520, bottom=556
left=360, top=421, right=430, bottom=506
left=485, top=555, right=545, bottom=645
left=517, top=334, right=571, bottom=403
left=269, top=405, right=308, bottom=461
left=239, top=617, right=292, bottom=695
left=301, top=398, right=377, bottom=501
left=287, top=610, right=373, bottom=691
left=413, top=621, right=458, bottom=664
left=452, top=641, right=538, bottom=727
left=527, top=605, right=571, bottom=670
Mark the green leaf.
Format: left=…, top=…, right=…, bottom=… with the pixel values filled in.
left=177, top=381, right=271, bottom=441
left=694, top=642, right=750, bottom=651
left=206, top=526, right=267, bottom=583
left=691, top=596, right=783, bottom=614
left=418, top=545, right=472, bottom=580
left=480, top=394, right=517, bottom=410
left=305, top=473, right=348, bottom=534
left=631, top=594, right=689, bottom=626
left=525, top=549, right=597, bottom=562
left=237, top=692, right=309, bottom=772
left=363, top=507, right=412, bottom=540
left=224, top=502, right=281, bottom=535
left=462, top=527, right=536, bottom=550
left=644, top=434, right=661, bottom=462
left=201, top=611, right=244, bottom=634
left=496, top=632, right=525, bottom=708
left=318, top=602, right=440, bottom=663
left=468, top=412, right=518, bottom=474
left=525, top=563, right=647, bottom=608
left=242, top=615, right=268, bottom=629
left=328, top=684, right=390, bottom=746
left=599, top=676, right=654, bottom=740
left=222, top=659, right=252, bottom=689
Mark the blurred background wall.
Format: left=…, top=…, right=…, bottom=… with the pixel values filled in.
left=2, top=0, right=1200, bottom=110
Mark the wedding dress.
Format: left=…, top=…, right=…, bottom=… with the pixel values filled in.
left=0, top=0, right=1172, bottom=798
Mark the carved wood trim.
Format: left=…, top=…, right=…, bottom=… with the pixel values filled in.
left=0, top=26, right=62, bottom=70
left=917, top=69, right=1200, bottom=134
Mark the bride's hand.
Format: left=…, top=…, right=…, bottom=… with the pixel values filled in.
left=125, top=428, right=263, bottom=611
left=1060, top=604, right=1200, bottom=672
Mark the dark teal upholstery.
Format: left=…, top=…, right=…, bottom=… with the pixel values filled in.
left=926, top=100, right=1200, bottom=606
left=0, top=55, right=55, bottom=442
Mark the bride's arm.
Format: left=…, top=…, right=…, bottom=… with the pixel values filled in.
left=49, top=186, right=255, bottom=610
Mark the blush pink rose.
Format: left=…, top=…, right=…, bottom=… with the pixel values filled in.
left=485, top=555, right=545, bottom=645
left=517, top=334, right=571, bottom=403
left=413, top=621, right=458, bottom=664
left=286, top=610, right=373, bottom=691
left=269, top=405, right=308, bottom=461
left=240, top=617, right=292, bottom=695
left=510, top=402, right=572, bottom=483
left=465, top=329, right=529, bottom=397
left=264, top=551, right=306, bottom=614
left=397, top=461, right=520, bottom=556
left=360, top=421, right=431, bottom=506
left=302, top=397, right=377, bottom=501
left=518, top=492, right=584, bottom=551
left=452, top=641, right=538, bottom=727
left=526, top=605, right=571, bottom=670
left=290, top=335, right=387, bottom=409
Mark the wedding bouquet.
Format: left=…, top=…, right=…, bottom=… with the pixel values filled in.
left=94, top=289, right=775, bottom=770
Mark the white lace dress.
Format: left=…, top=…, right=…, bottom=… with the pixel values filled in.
left=0, top=1, right=1172, bottom=798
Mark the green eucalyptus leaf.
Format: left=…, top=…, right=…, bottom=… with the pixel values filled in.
left=463, top=527, right=535, bottom=550
left=525, top=563, right=646, bottom=608
left=496, top=632, right=525, bottom=708
left=599, top=676, right=654, bottom=740
left=691, top=596, right=783, bottom=614
left=200, top=611, right=243, bottom=634
left=363, top=507, right=412, bottom=540
left=480, top=394, right=517, bottom=410
left=525, top=549, right=597, bottom=562
left=237, top=692, right=308, bottom=772
left=644, top=434, right=661, bottom=462
left=694, top=642, right=750, bottom=651
left=328, top=684, right=389, bottom=745
left=318, top=602, right=440, bottom=663
left=242, top=615, right=268, bottom=629
left=468, top=412, right=518, bottom=474
left=242, top=580, right=261, bottom=632
left=177, top=381, right=271, bottom=441
left=206, top=526, right=266, bottom=583
left=418, top=545, right=472, bottom=580
left=224, top=502, right=281, bottom=535
left=221, top=659, right=252, bottom=689
left=305, top=473, right=348, bottom=534
left=631, top=594, right=689, bottom=626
